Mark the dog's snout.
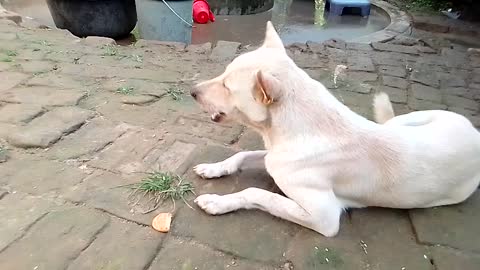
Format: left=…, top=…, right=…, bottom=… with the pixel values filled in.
left=190, top=87, right=199, bottom=99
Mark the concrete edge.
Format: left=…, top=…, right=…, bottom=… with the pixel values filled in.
left=349, top=0, right=412, bottom=44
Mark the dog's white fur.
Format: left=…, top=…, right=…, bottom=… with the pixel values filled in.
left=191, top=22, right=480, bottom=237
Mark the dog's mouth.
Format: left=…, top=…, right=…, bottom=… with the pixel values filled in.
left=211, top=112, right=226, bottom=122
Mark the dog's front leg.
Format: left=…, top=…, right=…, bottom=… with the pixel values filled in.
left=194, top=150, right=267, bottom=179
left=195, top=187, right=342, bottom=237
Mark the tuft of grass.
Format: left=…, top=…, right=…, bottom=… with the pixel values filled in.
left=131, top=25, right=141, bottom=41
left=0, top=56, right=13, bottom=62
left=102, top=45, right=119, bottom=56
left=32, top=40, right=53, bottom=46
left=0, top=145, right=8, bottom=163
left=115, top=86, right=134, bottom=95
left=5, top=50, right=17, bottom=57
left=167, top=86, right=185, bottom=101
left=131, top=54, right=143, bottom=63
left=123, top=172, right=195, bottom=213
left=307, top=247, right=344, bottom=269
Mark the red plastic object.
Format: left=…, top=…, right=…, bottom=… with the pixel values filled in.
left=193, top=0, right=215, bottom=24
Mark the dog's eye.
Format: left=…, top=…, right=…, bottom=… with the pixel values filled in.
left=222, top=81, right=230, bottom=92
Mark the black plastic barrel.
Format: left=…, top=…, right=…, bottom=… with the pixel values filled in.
left=46, top=0, right=137, bottom=38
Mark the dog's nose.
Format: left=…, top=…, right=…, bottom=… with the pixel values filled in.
left=190, top=87, right=199, bottom=99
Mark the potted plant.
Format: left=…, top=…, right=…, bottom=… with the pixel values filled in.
left=46, top=0, right=137, bottom=38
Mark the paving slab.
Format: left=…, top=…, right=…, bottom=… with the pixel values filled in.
left=0, top=158, right=87, bottom=195
left=172, top=115, right=244, bottom=145
left=0, top=208, right=109, bottom=270
left=173, top=146, right=296, bottom=263
left=286, top=218, right=368, bottom=270
left=430, top=247, right=480, bottom=270
left=7, top=107, right=95, bottom=148
left=351, top=208, right=433, bottom=270
left=88, top=128, right=196, bottom=175
left=150, top=237, right=275, bottom=270
left=209, top=41, right=240, bottom=62
left=410, top=191, right=480, bottom=253
left=379, top=86, right=408, bottom=103
left=47, top=118, right=131, bottom=160
left=410, top=69, right=440, bottom=88
left=0, top=71, right=30, bottom=92
left=382, top=75, right=409, bottom=89
left=67, top=219, right=163, bottom=270
left=63, top=170, right=180, bottom=225
left=0, top=193, right=58, bottom=251
left=347, top=56, right=375, bottom=72
left=0, top=86, right=86, bottom=106
left=378, top=65, right=407, bottom=78
left=411, top=83, right=442, bottom=103
left=0, top=103, right=43, bottom=123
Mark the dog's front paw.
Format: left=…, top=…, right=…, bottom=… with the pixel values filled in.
left=193, top=162, right=236, bottom=179
left=194, top=194, right=233, bottom=215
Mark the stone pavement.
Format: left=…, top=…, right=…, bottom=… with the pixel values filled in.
left=0, top=19, right=480, bottom=270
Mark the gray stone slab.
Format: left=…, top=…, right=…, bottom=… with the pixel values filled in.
left=88, top=128, right=197, bottom=175
left=0, top=208, right=109, bottom=270
left=410, top=69, right=440, bottom=88
left=8, top=107, right=95, bottom=148
left=0, top=193, right=57, bottom=251
left=380, top=86, right=407, bottom=103
left=352, top=209, right=433, bottom=270
left=0, top=72, right=29, bottom=92
left=378, top=65, right=407, bottom=78
left=411, top=83, right=442, bottom=103
left=345, top=71, right=378, bottom=83
left=48, top=119, right=130, bottom=160
left=67, top=219, right=162, bottom=270
left=347, top=56, right=375, bottom=72
left=372, top=42, right=419, bottom=55
left=171, top=115, right=244, bottom=145
left=173, top=146, right=296, bottom=263
left=149, top=237, right=275, bottom=270
left=286, top=218, right=368, bottom=270
left=410, top=191, right=480, bottom=252
left=383, top=75, right=409, bottom=89
left=210, top=41, right=241, bottom=62
left=408, top=98, right=447, bottom=111
left=62, top=170, right=172, bottom=226
left=431, top=247, right=480, bottom=270
left=0, top=159, right=87, bottom=194
left=0, top=103, right=43, bottom=123
left=19, top=61, right=54, bottom=73
left=443, top=87, right=475, bottom=100
left=444, top=95, right=479, bottom=112
left=0, top=87, right=86, bottom=106
left=237, top=129, right=264, bottom=151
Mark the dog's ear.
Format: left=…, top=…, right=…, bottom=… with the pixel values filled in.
left=253, top=70, right=282, bottom=105
left=262, top=21, right=285, bottom=52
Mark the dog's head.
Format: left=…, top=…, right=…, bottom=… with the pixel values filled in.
left=191, top=22, right=293, bottom=128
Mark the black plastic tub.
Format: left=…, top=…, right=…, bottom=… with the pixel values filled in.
left=46, top=0, right=137, bottom=38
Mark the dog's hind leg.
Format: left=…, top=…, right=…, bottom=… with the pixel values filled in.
left=195, top=187, right=342, bottom=237
left=194, top=150, right=267, bottom=179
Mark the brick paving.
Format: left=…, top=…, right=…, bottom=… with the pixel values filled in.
left=0, top=18, right=479, bottom=270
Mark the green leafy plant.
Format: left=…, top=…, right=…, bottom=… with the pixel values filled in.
left=102, top=45, right=119, bottom=56
left=167, top=86, right=185, bottom=101
left=5, top=50, right=17, bottom=57
left=122, top=172, right=195, bottom=213
left=0, top=56, right=13, bottom=62
left=115, top=86, right=134, bottom=95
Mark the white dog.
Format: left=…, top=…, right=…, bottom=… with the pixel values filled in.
left=190, top=22, right=480, bottom=237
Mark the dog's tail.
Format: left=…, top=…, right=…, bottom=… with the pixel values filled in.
left=373, top=92, right=395, bottom=124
